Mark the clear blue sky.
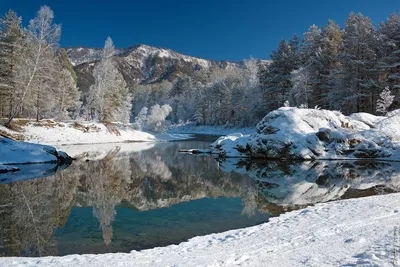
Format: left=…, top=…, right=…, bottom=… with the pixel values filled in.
left=1, top=0, right=399, bottom=61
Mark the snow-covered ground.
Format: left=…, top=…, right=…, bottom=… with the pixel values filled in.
left=0, top=137, right=71, bottom=165
left=58, top=142, right=156, bottom=160
left=0, top=192, right=399, bottom=267
left=0, top=120, right=192, bottom=146
left=208, top=108, right=400, bottom=161
left=0, top=137, right=72, bottom=183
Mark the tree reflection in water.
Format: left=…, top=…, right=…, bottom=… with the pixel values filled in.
left=0, top=141, right=399, bottom=256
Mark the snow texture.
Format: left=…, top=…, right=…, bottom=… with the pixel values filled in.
left=0, top=121, right=192, bottom=146
left=0, top=137, right=70, bottom=165
left=0, top=192, right=399, bottom=267
left=210, top=108, right=400, bottom=161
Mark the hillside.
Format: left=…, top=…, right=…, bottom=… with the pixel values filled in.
left=66, top=44, right=269, bottom=93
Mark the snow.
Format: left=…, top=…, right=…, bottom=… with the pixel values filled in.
left=0, top=137, right=69, bottom=165
left=209, top=108, right=400, bottom=161
left=349, top=112, right=385, bottom=128
left=58, top=142, right=156, bottom=160
left=1, top=192, right=399, bottom=266
left=0, top=121, right=192, bottom=146
left=376, top=113, right=400, bottom=141
left=0, top=137, right=72, bottom=183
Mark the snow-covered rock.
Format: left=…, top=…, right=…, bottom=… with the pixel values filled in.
left=210, top=108, right=400, bottom=161
left=0, top=137, right=72, bottom=165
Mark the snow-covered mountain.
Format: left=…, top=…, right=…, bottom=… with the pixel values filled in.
left=66, top=44, right=269, bottom=91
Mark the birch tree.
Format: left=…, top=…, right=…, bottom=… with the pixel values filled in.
left=5, top=6, right=60, bottom=125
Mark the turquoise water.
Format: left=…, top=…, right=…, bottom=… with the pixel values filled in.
left=56, top=198, right=268, bottom=255
left=0, top=140, right=399, bottom=257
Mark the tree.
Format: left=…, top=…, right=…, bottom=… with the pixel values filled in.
left=134, top=104, right=172, bottom=132
left=378, top=12, right=400, bottom=110
left=0, top=10, right=24, bottom=118
left=376, top=86, right=394, bottom=114
left=5, top=6, right=61, bottom=125
left=55, top=69, right=80, bottom=120
left=86, top=37, right=131, bottom=123
left=260, top=36, right=301, bottom=111
left=290, top=67, right=310, bottom=107
left=337, top=12, right=379, bottom=114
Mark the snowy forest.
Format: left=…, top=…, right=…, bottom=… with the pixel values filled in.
left=0, top=6, right=399, bottom=130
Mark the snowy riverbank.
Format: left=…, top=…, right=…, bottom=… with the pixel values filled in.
left=0, top=137, right=71, bottom=165
left=0, top=192, right=398, bottom=267
left=0, top=137, right=72, bottom=183
left=0, top=120, right=192, bottom=146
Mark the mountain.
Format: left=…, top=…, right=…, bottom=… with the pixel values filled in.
left=66, top=44, right=269, bottom=92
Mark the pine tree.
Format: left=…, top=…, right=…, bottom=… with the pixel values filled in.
left=0, top=10, right=24, bottom=118
left=338, top=12, right=379, bottom=114
left=260, top=35, right=301, bottom=111
left=320, top=20, right=343, bottom=110
left=378, top=12, right=400, bottom=109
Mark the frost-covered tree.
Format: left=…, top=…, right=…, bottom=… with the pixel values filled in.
left=376, top=86, right=395, bottom=114
left=377, top=12, right=400, bottom=109
left=336, top=12, right=379, bottom=114
left=4, top=6, right=61, bottom=125
left=0, top=10, right=25, bottom=118
left=86, top=37, right=131, bottom=123
left=134, top=104, right=172, bottom=132
left=55, top=69, right=80, bottom=120
left=260, top=35, right=301, bottom=111
left=290, top=67, right=310, bottom=107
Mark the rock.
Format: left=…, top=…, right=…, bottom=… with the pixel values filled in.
left=316, top=128, right=332, bottom=142
left=205, top=108, right=400, bottom=161
left=0, top=165, right=20, bottom=174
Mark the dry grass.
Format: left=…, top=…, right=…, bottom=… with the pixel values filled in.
left=72, top=122, right=101, bottom=133
left=0, top=129, right=24, bottom=141
left=31, top=119, right=65, bottom=128
left=104, top=122, right=121, bottom=136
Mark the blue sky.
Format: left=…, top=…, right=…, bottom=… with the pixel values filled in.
left=1, top=0, right=399, bottom=61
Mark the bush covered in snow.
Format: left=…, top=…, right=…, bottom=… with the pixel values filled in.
left=134, top=104, right=172, bottom=133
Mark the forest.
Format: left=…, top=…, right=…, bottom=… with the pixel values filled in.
left=0, top=6, right=399, bottom=129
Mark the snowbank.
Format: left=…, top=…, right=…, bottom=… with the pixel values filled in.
left=0, top=137, right=72, bottom=165
left=209, top=108, right=400, bottom=161
left=0, top=137, right=72, bottom=183
left=0, top=120, right=192, bottom=146
left=0, top=192, right=399, bottom=267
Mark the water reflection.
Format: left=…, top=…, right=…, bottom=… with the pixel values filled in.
left=0, top=141, right=399, bottom=257
left=218, top=159, right=400, bottom=208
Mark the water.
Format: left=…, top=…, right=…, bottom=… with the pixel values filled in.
left=0, top=140, right=399, bottom=257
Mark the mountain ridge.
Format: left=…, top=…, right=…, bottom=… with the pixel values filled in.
left=66, top=44, right=270, bottom=93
